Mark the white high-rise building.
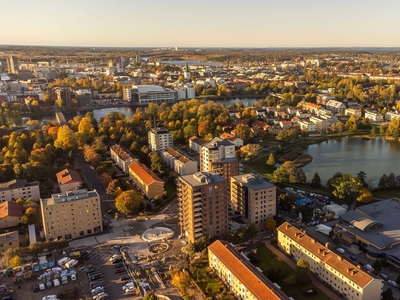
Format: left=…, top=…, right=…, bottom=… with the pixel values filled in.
left=148, top=127, right=173, bottom=152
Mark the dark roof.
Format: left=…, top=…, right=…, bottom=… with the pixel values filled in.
left=0, top=201, right=23, bottom=219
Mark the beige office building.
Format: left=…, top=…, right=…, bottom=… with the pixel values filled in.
left=177, top=172, right=228, bottom=243
left=230, top=174, right=276, bottom=231
left=277, top=222, right=383, bottom=300
left=40, top=189, right=103, bottom=241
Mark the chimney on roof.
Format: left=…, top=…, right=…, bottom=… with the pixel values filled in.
left=285, top=223, right=291, bottom=230
left=311, top=238, right=315, bottom=243
left=346, top=267, right=353, bottom=273
left=318, top=248, right=324, bottom=253
left=337, top=255, right=342, bottom=261
left=325, top=242, right=330, bottom=249
left=351, top=270, right=358, bottom=275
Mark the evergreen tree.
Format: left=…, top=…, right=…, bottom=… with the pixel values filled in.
left=311, top=172, right=321, bottom=188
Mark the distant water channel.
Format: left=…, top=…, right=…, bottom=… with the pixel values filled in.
left=301, top=137, right=400, bottom=186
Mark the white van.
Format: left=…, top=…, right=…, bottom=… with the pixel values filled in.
left=57, top=257, right=70, bottom=267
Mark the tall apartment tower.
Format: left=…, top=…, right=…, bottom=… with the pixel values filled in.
left=56, top=87, right=72, bottom=109
left=230, top=174, right=276, bottom=231
left=148, top=127, right=173, bottom=152
left=199, top=138, right=239, bottom=181
left=177, top=172, right=228, bottom=243
left=6, top=56, right=18, bottom=74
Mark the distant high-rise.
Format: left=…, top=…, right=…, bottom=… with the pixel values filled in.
left=148, top=127, right=173, bottom=152
left=6, top=56, right=18, bottom=74
left=56, top=87, right=72, bottom=109
left=177, top=172, right=228, bottom=243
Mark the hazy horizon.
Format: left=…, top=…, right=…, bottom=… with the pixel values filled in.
left=3, top=0, right=400, bottom=48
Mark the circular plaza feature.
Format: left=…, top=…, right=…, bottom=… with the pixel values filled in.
left=142, top=227, right=174, bottom=242
left=148, top=243, right=170, bottom=254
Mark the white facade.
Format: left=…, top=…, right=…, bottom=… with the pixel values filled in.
left=298, top=119, right=317, bottom=132
left=161, top=147, right=198, bottom=176
left=148, top=127, right=173, bottom=152
left=277, top=222, right=383, bottom=300
left=0, top=180, right=40, bottom=202
left=310, top=116, right=330, bottom=130
left=110, top=144, right=138, bottom=173
left=131, top=85, right=177, bottom=104
left=364, top=110, right=384, bottom=122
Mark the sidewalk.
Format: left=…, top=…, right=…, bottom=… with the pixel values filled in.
left=264, top=240, right=340, bottom=300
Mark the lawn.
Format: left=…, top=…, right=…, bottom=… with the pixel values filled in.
left=372, top=189, right=400, bottom=199
left=253, top=246, right=332, bottom=300
left=194, top=265, right=233, bottom=300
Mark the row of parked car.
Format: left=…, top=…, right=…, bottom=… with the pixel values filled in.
left=86, top=266, right=109, bottom=300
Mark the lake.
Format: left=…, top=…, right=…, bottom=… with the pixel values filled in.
left=302, top=137, right=400, bottom=186
left=31, top=98, right=260, bottom=124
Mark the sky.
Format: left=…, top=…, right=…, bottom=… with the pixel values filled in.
left=2, top=0, right=400, bottom=48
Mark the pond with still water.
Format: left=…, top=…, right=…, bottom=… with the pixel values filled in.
left=302, top=137, right=400, bottom=185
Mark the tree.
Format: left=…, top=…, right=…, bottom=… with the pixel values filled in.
left=54, top=125, right=77, bottom=153
left=19, top=207, right=40, bottom=225
left=357, top=171, right=368, bottom=188
left=357, top=187, right=373, bottom=204
left=247, top=223, right=257, bottom=241
left=143, top=292, right=158, bottom=300
left=240, top=144, right=260, bottom=161
left=265, top=217, right=277, bottom=233
left=294, top=259, right=311, bottom=284
left=234, top=123, right=252, bottom=140
left=115, top=190, right=142, bottom=215
left=310, top=172, right=321, bottom=188
left=382, top=288, right=393, bottom=300
left=296, top=169, right=307, bottom=183
left=171, top=268, right=191, bottom=294
left=266, top=153, right=276, bottom=166
left=9, top=255, right=23, bottom=268
left=372, top=259, right=382, bottom=272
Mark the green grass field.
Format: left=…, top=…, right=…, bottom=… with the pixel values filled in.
left=253, top=246, right=332, bottom=300
left=195, top=266, right=233, bottom=300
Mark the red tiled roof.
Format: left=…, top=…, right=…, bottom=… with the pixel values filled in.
left=128, top=162, right=163, bottom=185
left=208, top=240, right=289, bottom=300
left=56, top=169, right=82, bottom=185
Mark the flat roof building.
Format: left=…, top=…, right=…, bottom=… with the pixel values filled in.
left=0, top=231, right=19, bottom=251
left=148, top=127, right=173, bottom=152
left=40, top=189, right=103, bottom=241
left=178, top=172, right=228, bottom=243
left=230, top=174, right=276, bottom=231
left=0, top=179, right=40, bottom=202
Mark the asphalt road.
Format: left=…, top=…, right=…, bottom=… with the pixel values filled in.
left=75, top=151, right=115, bottom=214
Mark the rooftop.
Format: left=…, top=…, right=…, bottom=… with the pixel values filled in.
left=56, top=169, right=82, bottom=185
left=232, top=173, right=275, bottom=190
left=278, top=222, right=375, bottom=288
left=132, top=85, right=164, bottom=93
left=164, top=147, right=194, bottom=164
left=208, top=240, right=289, bottom=300
left=128, top=162, right=163, bottom=185
left=150, top=127, right=170, bottom=135
left=338, top=200, right=400, bottom=251
left=0, top=231, right=19, bottom=244
left=41, top=189, right=99, bottom=206
left=0, top=179, right=39, bottom=190
left=110, top=144, right=136, bottom=162
left=181, top=172, right=225, bottom=187
left=0, top=201, right=23, bottom=219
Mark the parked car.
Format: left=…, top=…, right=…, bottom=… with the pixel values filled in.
left=388, top=280, right=399, bottom=288
left=114, top=263, right=124, bottom=269
left=125, top=286, right=135, bottom=293
left=89, top=275, right=102, bottom=282
left=42, top=296, right=59, bottom=300
left=303, top=288, right=317, bottom=296
left=364, top=264, right=374, bottom=271
left=119, top=275, right=131, bottom=282
left=93, top=292, right=107, bottom=300
left=379, top=273, right=389, bottom=281
left=109, top=254, right=120, bottom=261
left=336, top=248, right=345, bottom=254
left=349, top=255, right=357, bottom=261
left=112, top=258, right=122, bottom=264
left=86, top=266, right=100, bottom=273
left=33, top=285, right=40, bottom=293
left=1, top=295, right=12, bottom=300
left=90, top=281, right=104, bottom=289
left=91, top=286, right=104, bottom=295
left=115, top=268, right=126, bottom=274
